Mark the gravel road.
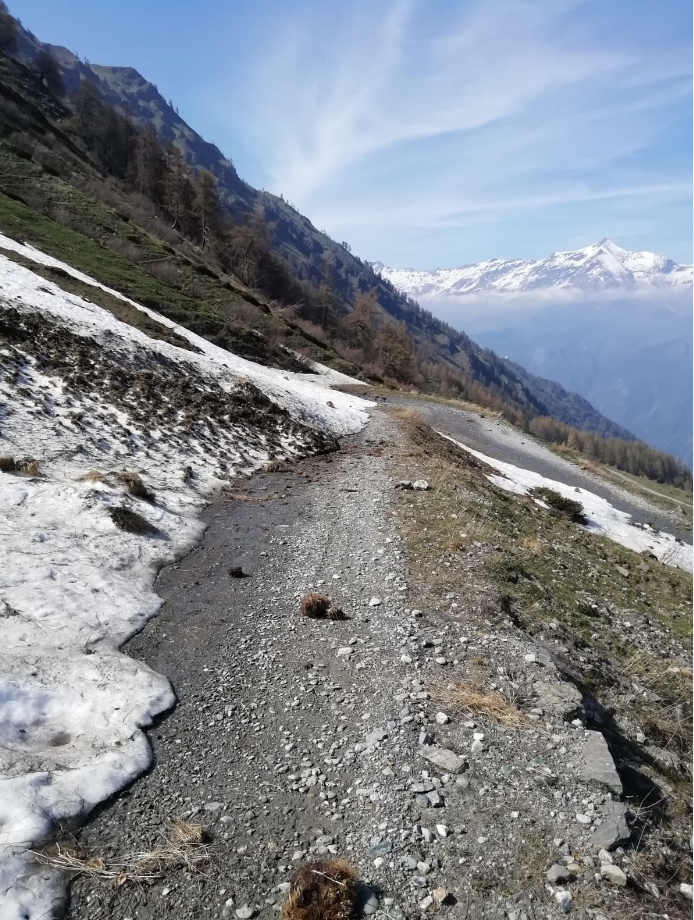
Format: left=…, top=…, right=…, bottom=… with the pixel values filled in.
left=385, top=395, right=692, bottom=545
left=66, top=409, right=645, bottom=920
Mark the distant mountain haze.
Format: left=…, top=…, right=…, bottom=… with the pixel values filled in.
left=375, top=242, right=693, bottom=463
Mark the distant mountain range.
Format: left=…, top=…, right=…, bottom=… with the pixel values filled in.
left=372, top=239, right=693, bottom=299
left=374, top=242, right=693, bottom=463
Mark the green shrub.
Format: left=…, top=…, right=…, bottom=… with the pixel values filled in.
left=531, top=487, right=588, bottom=524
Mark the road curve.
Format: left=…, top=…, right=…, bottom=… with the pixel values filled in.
left=384, top=395, right=692, bottom=546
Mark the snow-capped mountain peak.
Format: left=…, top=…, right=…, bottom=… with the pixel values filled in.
left=372, top=240, right=693, bottom=299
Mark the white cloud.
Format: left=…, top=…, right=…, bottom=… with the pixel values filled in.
left=239, top=0, right=691, bottom=262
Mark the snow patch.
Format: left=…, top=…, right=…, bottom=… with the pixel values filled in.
left=0, top=237, right=373, bottom=919
left=374, top=239, right=692, bottom=300
left=439, top=433, right=692, bottom=573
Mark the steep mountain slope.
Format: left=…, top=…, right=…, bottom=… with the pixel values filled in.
left=2, top=15, right=642, bottom=446
left=374, top=239, right=693, bottom=298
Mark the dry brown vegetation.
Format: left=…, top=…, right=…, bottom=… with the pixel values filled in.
left=265, top=459, right=290, bottom=472
left=388, top=405, right=424, bottom=425
left=76, top=470, right=108, bottom=483
left=300, top=593, right=346, bottom=621
left=433, top=680, right=532, bottom=730
left=116, top=470, right=155, bottom=503
left=0, top=455, right=40, bottom=474
left=282, top=860, right=357, bottom=920
left=108, top=505, right=159, bottom=535
left=32, top=819, right=208, bottom=884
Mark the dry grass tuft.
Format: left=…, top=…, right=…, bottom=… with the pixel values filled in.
left=522, top=536, right=544, bottom=553
left=109, top=506, right=160, bottom=535
left=32, top=820, right=208, bottom=885
left=389, top=406, right=424, bottom=425
left=169, top=818, right=204, bottom=846
left=116, top=471, right=155, bottom=503
left=77, top=470, right=108, bottom=483
left=434, top=680, right=532, bottom=730
left=300, top=593, right=346, bottom=620
left=1, top=456, right=39, bottom=474
left=265, top=459, right=289, bottom=472
left=282, top=859, right=357, bottom=920
left=17, top=457, right=40, bottom=474
left=301, top=593, right=331, bottom=618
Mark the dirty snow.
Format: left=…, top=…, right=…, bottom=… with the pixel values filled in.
left=0, top=238, right=373, bottom=919
left=440, top=433, right=692, bottom=573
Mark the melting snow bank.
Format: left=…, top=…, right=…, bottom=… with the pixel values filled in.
left=439, top=433, right=692, bottom=573
left=0, top=236, right=373, bottom=919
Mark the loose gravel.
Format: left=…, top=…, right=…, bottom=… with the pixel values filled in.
left=66, top=411, right=648, bottom=920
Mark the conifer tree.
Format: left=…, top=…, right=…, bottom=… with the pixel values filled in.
left=193, top=169, right=221, bottom=248
left=36, top=48, right=63, bottom=95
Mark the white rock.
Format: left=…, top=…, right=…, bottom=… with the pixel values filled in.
left=336, top=647, right=353, bottom=657
left=419, top=895, right=434, bottom=911
left=555, top=889, right=573, bottom=913
left=412, top=480, right=430, bottom=491
left=597, top=848, right=614, bottom=865
left=576, top=813, right=592, bottom=825
left=471, top=739, right=484, bottom=755
left=435, top=712, right=450, bottom=725
left=436, top=824, right=449, bottom=837
left=600, top=864, right=627, bottom=886
left=680, top=883, right=693, bottom=900
left=369, top=597, right=382, bottom=607
left=472, top=731, right=485, bottom=741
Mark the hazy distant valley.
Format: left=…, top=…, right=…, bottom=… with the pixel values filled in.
left=376, top=241, right=693, bottom=462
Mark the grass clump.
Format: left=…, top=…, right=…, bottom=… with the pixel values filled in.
left=109, top=505, right=160, bottom=535
left=0, top=456, right=40, bottom=474
left=434, top=680, right=532, bottom=730
left=300, top=593, right=346, bottom=621
left=33, top=819, right=208, bottom=884
left=531, top=487, right=588, bottom=524
left=283, top=859, right=357, bottom=920
left=116, top=471, right=155, bottom=503
left=265, top=459, right=289, bottom=472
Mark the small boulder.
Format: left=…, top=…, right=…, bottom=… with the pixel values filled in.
left=546, top=864, right=571, bottom=884
left=418, top=745, right=466, bottom=774
left=600, top=864, right=627, bottom=887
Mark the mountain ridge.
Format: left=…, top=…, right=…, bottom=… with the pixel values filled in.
left=373, top=239, right=693, bottom=299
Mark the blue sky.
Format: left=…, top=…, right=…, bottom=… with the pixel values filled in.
left=12, top=0, right=693, bottom=268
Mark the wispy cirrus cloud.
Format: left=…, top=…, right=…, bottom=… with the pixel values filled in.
left=239, top=0, right=691, bottom=265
